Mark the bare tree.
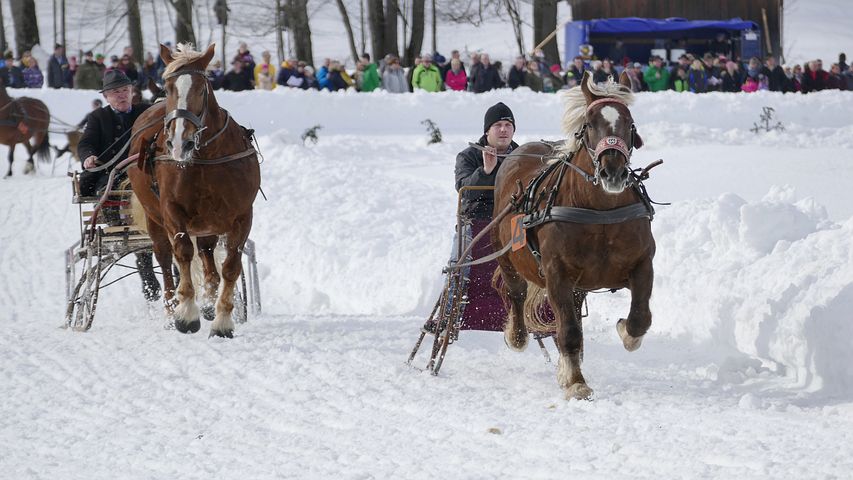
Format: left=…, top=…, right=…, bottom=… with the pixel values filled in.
left=285, top=0, right=313, bottom=65
left=383, top=0, right=398, bottom=57
left=366, top=0, right=385, bottom=60
left=0, top=1, right=8, bottom=54
left=9, top=0, right=40, bottom=56
left=532, top=0, right=559, bottom=64
left=403, top=0, right=424, bottom=64
left=504, top=0, right=525, bottom=57
left=335, top=0, right=360, bottom=62
left=169, top=0, right=197, bottom=46
left=126, top=0, right=144, bottom=63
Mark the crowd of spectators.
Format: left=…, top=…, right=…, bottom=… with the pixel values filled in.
left=3, top=39, right=850, bottom=95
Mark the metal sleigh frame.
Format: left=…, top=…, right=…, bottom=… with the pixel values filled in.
left=64, top=172, right=262, bottom=331
left=407, top=186, right=568, bottom=376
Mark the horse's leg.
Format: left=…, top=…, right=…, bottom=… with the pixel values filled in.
left=196, top=235, right=221, bottom=321
left=496, top=254, right=529, bottom=352
left=22, top=137, right=36, bottom=174
left=168, top=227, right=200, bottom=334
left=617, top=255, right=653, bottom=352
left=548, top=277, right=592, bottom=400
left=210, top=217, right=251, bottom=338
left=148, top=221, right=177, bottom=315
left=5, top=145, right=14, bottom=177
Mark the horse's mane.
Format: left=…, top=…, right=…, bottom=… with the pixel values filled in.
left=163, top=43, right=206, bottom=76
left=558, top=75, right=634, bottom=154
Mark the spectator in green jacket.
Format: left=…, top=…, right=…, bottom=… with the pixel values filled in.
left=74, top=51, right=102, bottom=90
left=643, top=55, right=671, bottom=92
left=359, top=53, right=381, bottom=92
left=411, top=53, right=443, bottom=92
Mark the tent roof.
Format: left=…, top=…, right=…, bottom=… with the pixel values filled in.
left=584, top=17, right=759, bottom=36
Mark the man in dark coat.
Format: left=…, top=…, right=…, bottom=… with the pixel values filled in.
left=472, top=54, right=503, bottom=93
left=77, top=69, right=160, bottom=301
left=221, top=59, right=253, bottom=91
left=455, top=102, right=519, bottom=219
left=47, top=43, right=68, bottom=88
left=760, top=55, right=788, bottom=92
left=507, top=56, right=526, bottom=89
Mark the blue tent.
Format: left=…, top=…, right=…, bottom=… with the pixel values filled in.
left=564, top=17, right=762, bottom=64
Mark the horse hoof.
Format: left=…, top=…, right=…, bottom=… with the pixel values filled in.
left=201, top=305, right=215, bottom=321
left=503, top=328, right=529, bottom=352
left=209, top=328, right=233, bottom=339
left=174, top=318, right=201, bottom=334
left=565, top=383, right=594, bottom=401
left=616, top=318, right=643, bottom=352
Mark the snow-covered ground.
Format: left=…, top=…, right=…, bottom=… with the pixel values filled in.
left=1, top=85, right=853, bottom=478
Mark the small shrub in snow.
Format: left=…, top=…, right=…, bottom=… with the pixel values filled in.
left=750, top=106, right=785, bottom=133
left=301, top=125, right=323, bottom=145
left=421, top=119, right=442, bottom=144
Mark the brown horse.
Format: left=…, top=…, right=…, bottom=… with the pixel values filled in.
left=493, top=71, right=655, bottom=400
left=0, top=81, right=51, bottom=177
left=128, top=43, right=260, bottom=337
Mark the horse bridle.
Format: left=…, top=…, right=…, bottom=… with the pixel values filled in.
left=161, top=69, right=231, bottom=152
left=576, top=97, right=641, bottom=186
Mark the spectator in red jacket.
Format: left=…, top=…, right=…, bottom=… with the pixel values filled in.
left=445, top=58, right=468, bottom=91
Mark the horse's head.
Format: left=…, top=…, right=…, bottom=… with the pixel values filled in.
left=159, top=43, right=216, bottom=162
left=577, top=71, right=643, bottom=194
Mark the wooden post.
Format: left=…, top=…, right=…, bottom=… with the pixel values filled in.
left=761, top=7, right=772, bottom=55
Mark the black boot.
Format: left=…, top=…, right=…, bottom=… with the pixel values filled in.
left=136, top=252, right=161, bottom=302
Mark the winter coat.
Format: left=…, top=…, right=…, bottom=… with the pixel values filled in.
left=382, top=68, right=407, bottom=93
left=741, top=78, right=759, bottom=93
left=47, top=54, right=68, bottom=88
left=444, top=69, right=467, bottom=91
left=317, top=66, right=331, bottom=90
left=721, top=71, right=742, bottom=92
left=75, top=61, right=102, bottom=90
left=221, top=70, right=253, bottom=91
left=411, top=63, right=443, bottom=92
left=643, top=66, right=670, bottom=92
left=673, top=78, right=688, bottom=92
left=455, top=134, right=520, bottom=219
left=78, top=103, right=151, bottom=166
left=524, top=71, right=544, bottom=92
left=507, top=66, right=525, bottom=89
left=23, top=67, right=43, bottom=88
left=473, top=64, right=502, bottom=93
left=254, top=62, right=277, bottom=89
left=826, top=73, right=846, bottom=90
left=256, top=72, right=274, bottom=90
left=592, top=68, right=610, bottom=84
left=327, top=70, right=349, bottom=91
left=467, top=62, right=482, bottom=91
left=760, top=65, right=788, bottom=92
left=360, top=63, right=381, bottom=92
left=688, top=68, right=707, bottom=93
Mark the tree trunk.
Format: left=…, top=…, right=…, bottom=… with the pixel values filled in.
left=403, top=0, right=424, bottom=65
left=9, top=0, right=40, bottom=56
left=171, top=0, right=196, bottom=46
left=366, top=0, right=384, bottom=61
left=275, top=0, right=284, bottom=63
left=126, top=0, right=144, bottom=64
left=0, top=1, right=8, bottom=54
left=286, top=0, right=313, bottom=66
left=532, top=0, right=559, bottom=65
left=334, top=0, right=359, bottom=63
left=383, top=0, right=398, bottom=58
left=504, top=0, right=525, bottom=57
left=430, top=0, right=436, bottom=54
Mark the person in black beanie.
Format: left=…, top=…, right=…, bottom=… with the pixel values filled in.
left=455, top=101, right=519, bottom=219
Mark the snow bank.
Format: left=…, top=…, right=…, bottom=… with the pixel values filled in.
left=652, top=187, right=853, bottom=394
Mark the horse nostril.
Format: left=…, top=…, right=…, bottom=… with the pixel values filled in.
left=182, top=140, right=195, bottom=152
left=600, top=169, right=609, bottom=180
left=619, top=168, right=630, bottom=180
left=166, top=139, right=173, bottom=150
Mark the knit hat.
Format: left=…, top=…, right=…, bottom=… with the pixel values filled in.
left=483, top=102, right=515, bottom=133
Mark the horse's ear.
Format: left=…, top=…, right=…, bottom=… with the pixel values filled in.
left=159, top=44, right=174, bottom=65
left=618, top=70, right=632, bottom=90
left=633, top=129, right=644, bottom=150
left=580, top=70, right=597, bottom=104
left=199, top=44, right=216, bottom=69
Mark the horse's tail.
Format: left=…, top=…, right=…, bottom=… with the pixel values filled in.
left=129, top=192, right=149, bottom=235
left=523, top=282, right=555, bottom=333
left=35, top=130, right=50, bottom=163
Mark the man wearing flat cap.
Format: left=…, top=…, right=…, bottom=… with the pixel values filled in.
left=77, top=69, right=160, bottom=301
left=455, top=102, right=519, bottom=219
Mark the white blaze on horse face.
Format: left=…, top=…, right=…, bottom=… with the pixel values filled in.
left=600, top=106, right=621, bottom=133
left=171, top=74, right=193, bottom=161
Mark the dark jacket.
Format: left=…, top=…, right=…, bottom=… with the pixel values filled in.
left=760, top=65, right=788, bottom=92
left=78, top=103, right=151, bottom=166
left=473, top=64, right=503, bottom=93
left=47, top=54, right=68, bottom=88
left=455, top=134, right=519, bottom=219
left=507, top=66, right=526, bottom=89
left=221, top=69, right=253, bottom=91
